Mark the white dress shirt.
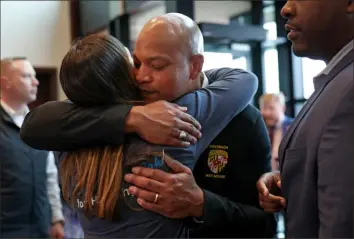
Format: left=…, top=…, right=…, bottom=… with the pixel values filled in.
left=1, top=100, right=64, bottom=223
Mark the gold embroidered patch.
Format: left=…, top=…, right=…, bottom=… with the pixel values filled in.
left=207, top=149, right=228, bottom=174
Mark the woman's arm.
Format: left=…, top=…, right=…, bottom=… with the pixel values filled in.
left=20, top=101, right=133, bottom=151
left=20, top=101, right=201, bottom=151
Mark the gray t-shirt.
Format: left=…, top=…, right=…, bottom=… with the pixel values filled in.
left=77, top=68, right=258, bottom=238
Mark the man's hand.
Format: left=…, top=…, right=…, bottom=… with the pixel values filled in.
left=49, top=221, right=64, bottom=239
left=124, top=156, right=204, bottom=219
left=257, top=171, right=286, bottom=213
left=125, top=101, right=202, bottom=147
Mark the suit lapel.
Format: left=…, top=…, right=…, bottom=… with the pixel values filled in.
left=278, top=82, right=325, bottom=170
left=279, top=48, right=354, bottom=170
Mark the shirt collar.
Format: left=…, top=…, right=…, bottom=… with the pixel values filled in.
left=0, top=100, right=29, bottom=118
left=315, top=40, right=353, bottom=78
left=202, top=72, right=209, bottom=88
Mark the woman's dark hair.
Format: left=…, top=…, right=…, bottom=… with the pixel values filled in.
left=60, top=33, right=141, bottom=106
left=59, top=33, right=142, bottom=220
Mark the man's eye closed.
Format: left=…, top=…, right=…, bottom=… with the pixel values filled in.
left=134, top=62, right=141, bottom=69
left=152, top=65, right=166, bottom=70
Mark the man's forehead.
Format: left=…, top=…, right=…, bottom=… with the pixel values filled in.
left=133, top=50, right=172, bottom=62
left=262, top=100, right=279, bottom=106
left=12, top=60, right=35, bottom=73
left=13, top=60, right=31, bottom=68
left=134, top=39, right=178, bottom=62
left=135, top=26, right=183, bottom=53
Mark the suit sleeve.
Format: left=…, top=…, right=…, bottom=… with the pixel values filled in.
left=198, top=116, right=276, bottom=237
left=317, top=88, right=354, bottom=238
left=20, top=101, right=133, bottom=151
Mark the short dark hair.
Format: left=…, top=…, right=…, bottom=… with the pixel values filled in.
left=1, top=57, right=28, bottom=76
left=59, top=34, right=141, bottom=106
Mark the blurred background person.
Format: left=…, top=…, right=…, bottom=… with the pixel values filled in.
left=0, top=57, right=64, bottom=238
left=259, top=92, right=293, bottom=239
left=259, top=92, right=293, bottom=171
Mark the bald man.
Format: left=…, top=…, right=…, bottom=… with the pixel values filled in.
left=0, top=57, right=64, bottom=238
left=21, top=13, right=275, bottom=237
left=132, top=13, right=205, bottom=103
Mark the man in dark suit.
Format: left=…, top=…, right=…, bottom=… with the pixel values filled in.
left=21, top=13, right=276, bottom=237
left=257, top=1, right=354, bottom=237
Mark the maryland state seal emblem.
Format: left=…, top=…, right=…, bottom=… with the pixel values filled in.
left=207, top=149, right=228, bottom=174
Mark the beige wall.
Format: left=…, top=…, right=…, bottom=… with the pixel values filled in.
left=1, top=1, right=72, bottom=100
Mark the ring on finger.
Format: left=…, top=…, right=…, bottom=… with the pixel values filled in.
left=154, top=193, right=159, bottom=203
left=179, top=130, right=187, bottom=140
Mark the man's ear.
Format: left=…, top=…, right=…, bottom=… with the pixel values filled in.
left=0, top=76, right=11, bottom=89
left=282, top=104, right=286, bottom=113
left=189, top=54, right=204, bottom=81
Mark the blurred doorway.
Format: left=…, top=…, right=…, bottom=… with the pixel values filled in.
left=28, top=67, right=58, bottom=110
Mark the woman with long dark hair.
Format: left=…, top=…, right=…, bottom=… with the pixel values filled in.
left=58, top=33, right=256, bottom=238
